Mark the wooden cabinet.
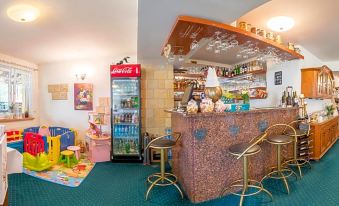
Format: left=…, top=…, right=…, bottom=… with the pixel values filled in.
left=301, top=65, right=334, bottom=99
left=310, top=116, right=338, bottom=160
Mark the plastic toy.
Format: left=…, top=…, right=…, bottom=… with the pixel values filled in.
left=5, top=130, right=23, bottom=142
left=67, top=146, right=81, bottom=160
left=24, top=133, right=44, bottom=156
left=38, top=125, right=51, bottom=137
left=88, top=122, right=100, bottom=137
left=23, top=126, right=76, bottom=152
left=23, top=152, right=52, bottom=172
left=47, top=135, right=61, bottom=165
left=59, top=150, right=78, bottom=168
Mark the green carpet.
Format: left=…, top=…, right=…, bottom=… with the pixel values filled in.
left=9, top=141, right=339, bottom=206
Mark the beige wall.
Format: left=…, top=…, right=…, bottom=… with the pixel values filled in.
left=0, top=53, right=40, bottom=130
left=141, top=64, right=174, bottom=136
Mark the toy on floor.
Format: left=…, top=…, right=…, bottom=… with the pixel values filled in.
left=23, top=132, right=52, bottom=171
left=24, top=132, right=45, bottom=156
left=67, top=146, right=81, bottom=160
left=59, top=150, right=78, bottom=168
left=47, top=135, right=61, bottom=164
left=23, top=152, right=52, bottom=172
left=23, top=126, right=76, bottom=152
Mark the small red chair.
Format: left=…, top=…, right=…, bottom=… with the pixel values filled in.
left=24, top=132, right=45, bottom=156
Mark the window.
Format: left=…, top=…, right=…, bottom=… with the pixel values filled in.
left=0, top=65, right=32, bottom=115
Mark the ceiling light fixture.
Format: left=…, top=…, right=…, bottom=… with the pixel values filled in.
left=267, top=16, right=295, bottom=32
left=7, top=4, right=40, bottom=23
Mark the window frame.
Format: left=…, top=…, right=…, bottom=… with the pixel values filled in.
left=0, top=64, right=32, bottom=117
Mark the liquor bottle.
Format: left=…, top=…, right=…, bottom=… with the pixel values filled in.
left=281, top=91, right=287, bottom=108
left=293, top=91, right=299, bottom=107
left=225, top=68, right=229, bottom=77
left=286, top=92, right=292, bottom=107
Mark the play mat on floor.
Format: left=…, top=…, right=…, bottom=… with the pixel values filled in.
left=23, top=158, right=95, bottom=187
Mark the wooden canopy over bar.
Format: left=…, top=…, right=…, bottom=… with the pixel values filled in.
left=162, top=16, right=304, bottom=61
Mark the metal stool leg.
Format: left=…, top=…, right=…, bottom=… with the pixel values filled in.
left=145, top=148, right=183, bottom=200
left=221, top=156, right=273, bottom=206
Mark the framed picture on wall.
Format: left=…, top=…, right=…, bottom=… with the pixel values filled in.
left=275, top=71, right=282, bottom=85
left=74, top=83, right=93, bottom=110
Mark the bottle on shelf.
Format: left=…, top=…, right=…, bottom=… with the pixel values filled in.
left=282, top=91, right=287, bottom=108
left=293, top=91, right=299, bottom=107
left=286, top=92, right=292, bottom=107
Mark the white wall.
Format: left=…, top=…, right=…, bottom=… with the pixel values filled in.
left=250, top=46, right=330, bottom=113
left=0, top=53, right=40, bottom=130
left=323, top=61, right=339, bottom=71
left=39, top=56, right=137, bottom=139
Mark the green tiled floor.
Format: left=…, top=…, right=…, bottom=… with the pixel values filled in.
left=9, top=141, right=339, bottom=206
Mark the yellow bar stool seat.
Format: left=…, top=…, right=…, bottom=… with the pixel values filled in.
left=145, top=133, right=183, bottom=200
left=220, top=134, right=273, bottom=206
left=261, top=124, right=298, bottom=194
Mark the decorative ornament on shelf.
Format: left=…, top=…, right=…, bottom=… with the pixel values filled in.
left=204, top=67, right=222, bottom=103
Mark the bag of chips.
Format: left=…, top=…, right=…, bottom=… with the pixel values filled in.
left=187, top=99, right=198, bottom=114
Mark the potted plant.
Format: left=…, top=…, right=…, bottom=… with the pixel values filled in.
left=325, top=103, right=335, bottom=117
left=241, top=89, right=250, bottom=104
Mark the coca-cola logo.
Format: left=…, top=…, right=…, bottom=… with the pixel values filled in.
left=111, top=67, right=133, bottom=74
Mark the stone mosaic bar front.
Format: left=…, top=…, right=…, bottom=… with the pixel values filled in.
left=169, top=107, right=299, bottom=203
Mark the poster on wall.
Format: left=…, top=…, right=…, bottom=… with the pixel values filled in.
left=74, top=83, right=93, bottom=110
left=275, top=71, right=282, bottom=85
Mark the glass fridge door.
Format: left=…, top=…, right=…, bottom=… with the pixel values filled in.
left=111, top=78, right=140, bottom=157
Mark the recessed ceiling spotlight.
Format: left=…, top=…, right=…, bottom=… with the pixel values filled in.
left=267, top=16, right=295, bottom=32
left=7, top=4, right=40, bottom=23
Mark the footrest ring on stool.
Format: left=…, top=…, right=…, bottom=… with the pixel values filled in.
left=147, top=172, right=178, bottom=186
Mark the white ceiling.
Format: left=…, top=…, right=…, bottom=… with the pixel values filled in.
left=137, top=0, right=269, bottom=63
left=0, top=0, right=137, bottom=64
left=238, top=0, right=339, bottom=62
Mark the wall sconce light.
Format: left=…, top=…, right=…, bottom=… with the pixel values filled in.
left=76, top=73, right=87, bottom=81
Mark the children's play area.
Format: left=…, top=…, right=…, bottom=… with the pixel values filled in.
left=5, top=126, right=97, bottom=187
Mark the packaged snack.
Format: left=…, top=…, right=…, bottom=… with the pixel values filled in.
left=187, top=100, right=198, bottom=114
left=200, top=98, right=214, bottom=113
left=214, top=100, right=226, bottom=113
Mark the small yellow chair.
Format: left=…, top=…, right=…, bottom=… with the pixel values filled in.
left=47, top=135, right=61, bottom=165
left=59, top=150, right=78, bottom=168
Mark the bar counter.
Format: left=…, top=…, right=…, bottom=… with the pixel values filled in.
left=168, top=107, right=298, bottom=203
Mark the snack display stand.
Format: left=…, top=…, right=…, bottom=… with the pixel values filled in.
left=0, top=133, right=8, bottom=206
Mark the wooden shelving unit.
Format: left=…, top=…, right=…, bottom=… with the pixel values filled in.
left=217, top=69, right=266, bottom=79
left=174, top=73, right=205, bottom=78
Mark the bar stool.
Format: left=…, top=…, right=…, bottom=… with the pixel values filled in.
left=283, top=120, right=312, bottom=178
left=145, top=132, right=183, bottom=200
left=220, top=134, right=273, bottom=206
left=261, top=124, right=298, bottom=194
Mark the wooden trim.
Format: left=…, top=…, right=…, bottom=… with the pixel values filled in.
left=312, top=137, right=338, bottom=161
left=0, top=117, right=34, bottom=123
left=311, top=116, right=338, bottom=126
left=1, top=190, right=8, bottom=206
left=162, top=15, right=304, bottom=61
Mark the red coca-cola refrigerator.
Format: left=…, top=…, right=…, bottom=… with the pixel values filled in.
left=110, top=64, right=142, bottom=162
